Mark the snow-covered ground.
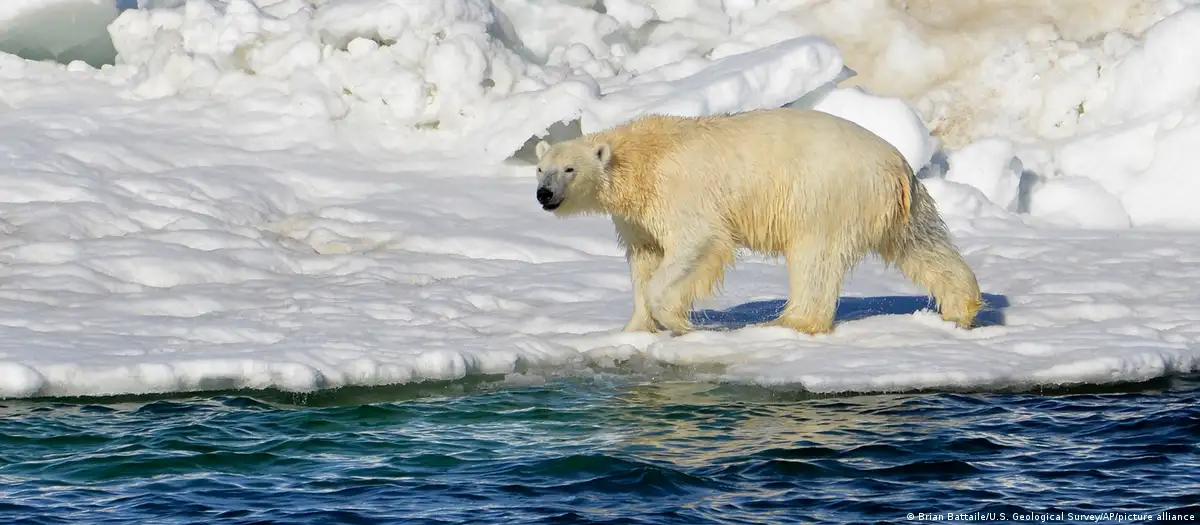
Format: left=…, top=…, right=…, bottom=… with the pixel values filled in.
left=1, top=0, right=1199, bottom=399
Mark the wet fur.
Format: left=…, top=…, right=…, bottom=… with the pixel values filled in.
left=535, top=108, right=982, bottom=335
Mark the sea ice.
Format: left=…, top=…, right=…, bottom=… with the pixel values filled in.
left=0, top=0, right=1198, bottom=399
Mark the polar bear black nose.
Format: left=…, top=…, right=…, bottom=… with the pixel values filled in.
left=537, top=187, right=554, bottom=204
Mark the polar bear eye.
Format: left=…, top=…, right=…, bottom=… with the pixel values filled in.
left=564, top=167, right=574, bottom=173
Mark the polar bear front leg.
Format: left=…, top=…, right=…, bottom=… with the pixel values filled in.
left=622, top=246, right=662, bottom=332
left=645, top=235, right=710, bottom=335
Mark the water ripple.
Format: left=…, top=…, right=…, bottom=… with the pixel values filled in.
left=0, top=376, right=1198, bottom=523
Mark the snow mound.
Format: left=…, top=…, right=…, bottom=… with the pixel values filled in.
left=1040, top=6, right=1200, bottom=228
left=943, top=139, right=1025, bottom=213
left=873, top=4, right=1200, bottom=231
left=106, top=0, right=848, bottom=163
left=1026, top=177, right=1132, bottom=229
left=472, top=35, right=847, bottom=162
left=805, top=86, right=938, bottom=174
left=580, top=36, right=844, bottom=133
left=0, top=0, right=119, bottom=67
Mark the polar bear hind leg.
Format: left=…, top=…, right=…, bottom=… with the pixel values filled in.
left=879, top=180, right=983, bottom=329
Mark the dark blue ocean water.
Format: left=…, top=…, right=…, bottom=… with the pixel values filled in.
left=1, top=374, right=1198, bottom=524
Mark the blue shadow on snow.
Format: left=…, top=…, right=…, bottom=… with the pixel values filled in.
left=690, top=293, right=1009, bottom=331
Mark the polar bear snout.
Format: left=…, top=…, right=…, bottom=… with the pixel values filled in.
left=536, top=185, right=562, bottom=210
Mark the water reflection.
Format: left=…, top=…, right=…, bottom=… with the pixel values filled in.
left=606, top=381, right=937, bottom=469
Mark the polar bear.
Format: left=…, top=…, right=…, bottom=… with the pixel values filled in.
left=533, top=107, right=982, bottom=335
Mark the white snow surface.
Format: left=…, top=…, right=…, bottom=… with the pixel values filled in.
left=1, top=0, right=1200, bottom=398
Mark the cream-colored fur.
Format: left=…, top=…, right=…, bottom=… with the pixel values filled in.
left=533, top=108, right=982, bottom=335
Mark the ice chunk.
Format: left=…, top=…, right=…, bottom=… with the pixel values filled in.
left=0, top=0, right=119, bottom=67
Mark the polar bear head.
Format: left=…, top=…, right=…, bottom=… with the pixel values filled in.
left=534, top=138, right=612, bottom=216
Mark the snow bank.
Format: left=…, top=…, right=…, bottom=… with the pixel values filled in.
left=784, top=0, right=1200, bottom=230
left=804, top=86, right=938, bottom=178
left=105, top=0, right=848, bottom=163
left=0, top=0, right=120, bottom=67
left=1037, top=7, right=1200, bottom=228
left=913, top=3, right=1200, bottom=230
left=579, top=36, right=844, bottom=133
left=470, top=35, right=846, bottom=162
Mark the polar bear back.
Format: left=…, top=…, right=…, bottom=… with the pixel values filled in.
left=596, top=108, right=915, bottom=254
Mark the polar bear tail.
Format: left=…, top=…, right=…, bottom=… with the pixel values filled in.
left=882, top=174, right=984, bottom=329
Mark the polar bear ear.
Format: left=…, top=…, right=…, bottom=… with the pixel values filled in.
left=595, top=143, right=612, bottom=167
left=535, top=140, right=551, bottom=160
